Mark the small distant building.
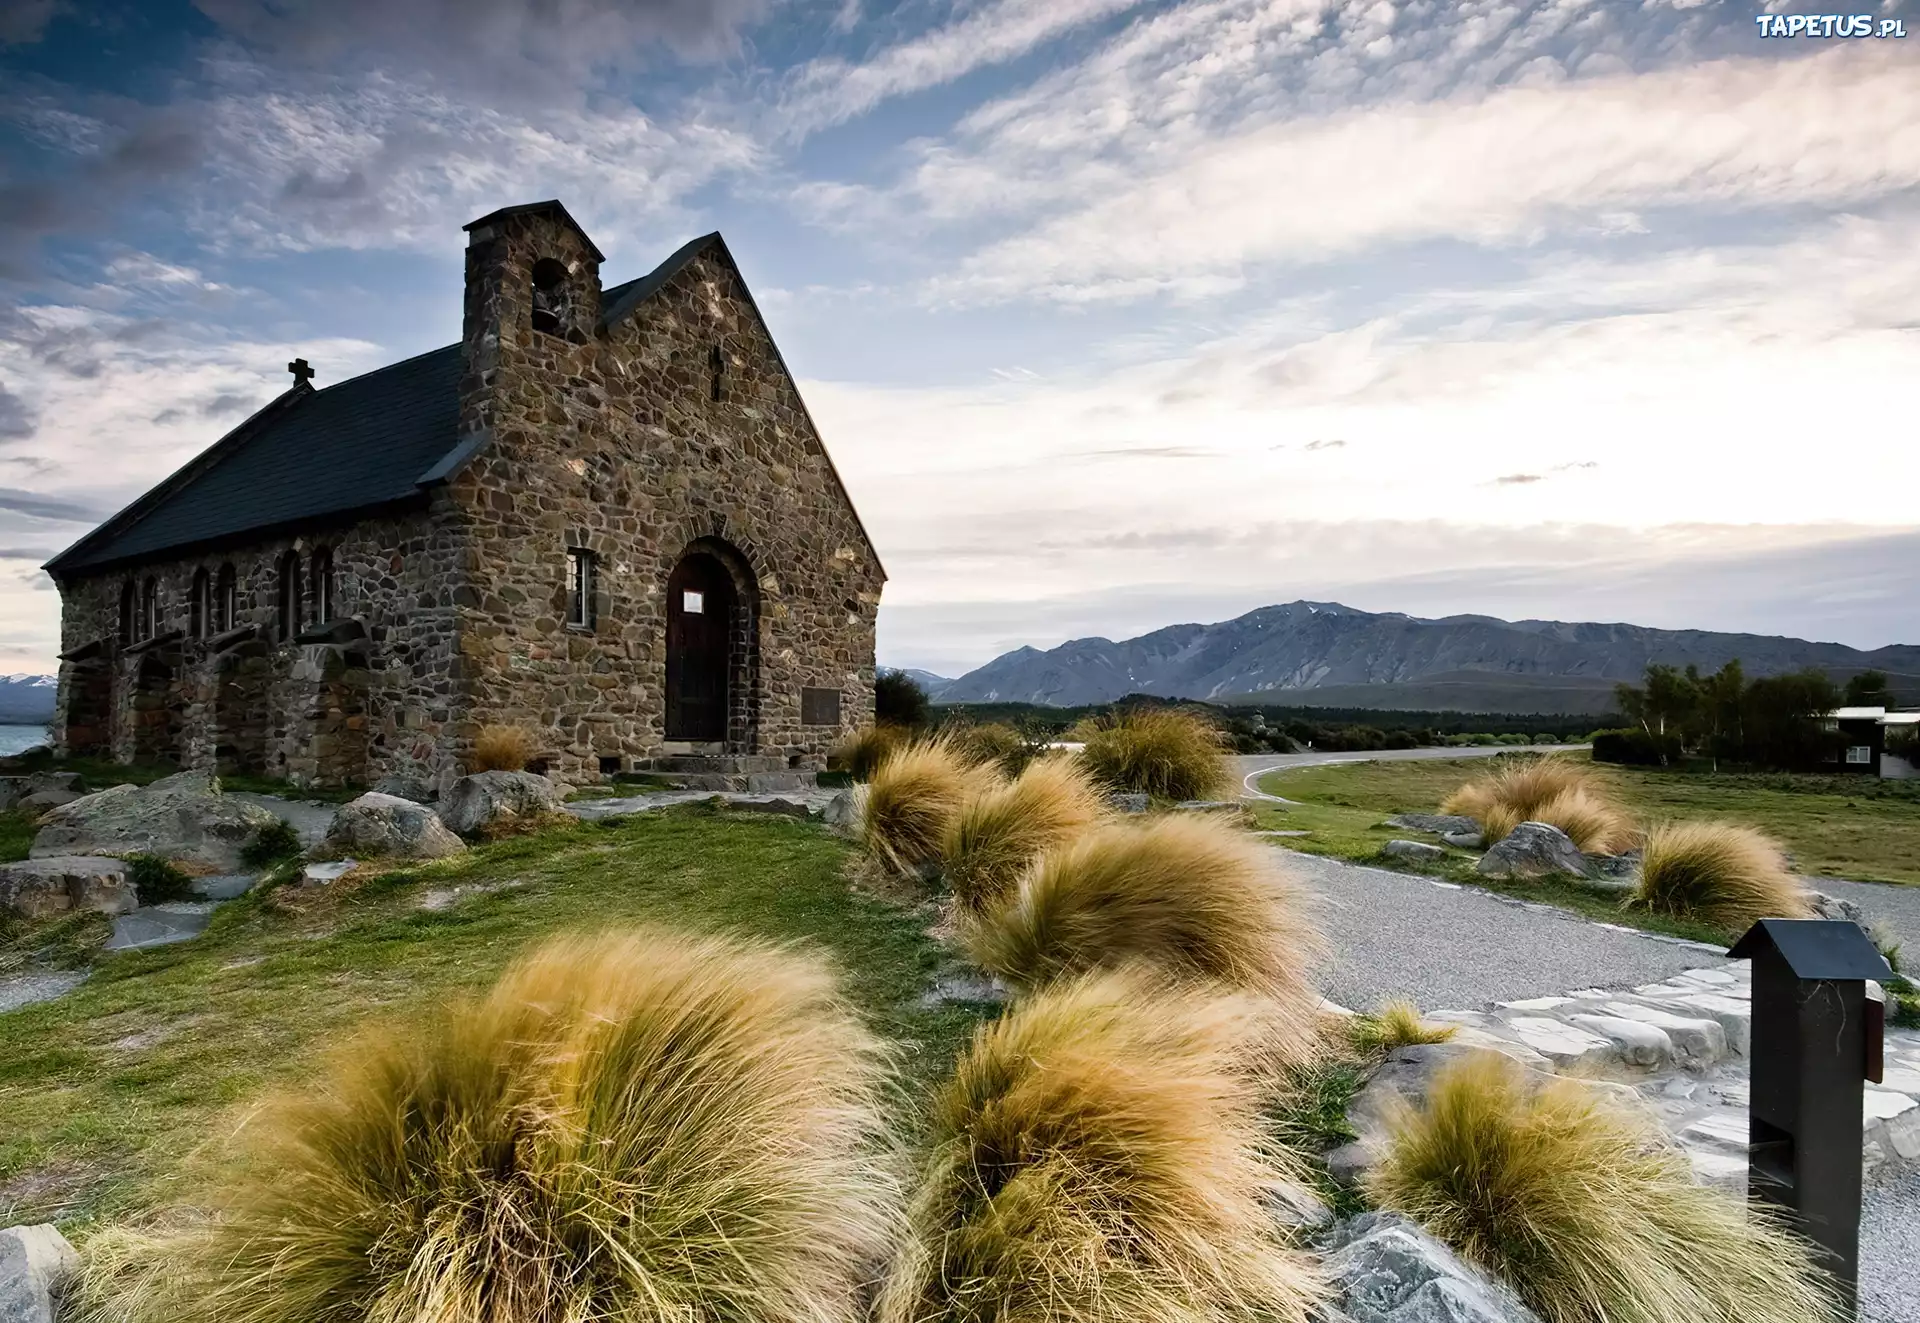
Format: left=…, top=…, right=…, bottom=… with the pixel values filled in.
left=1819, top=707, right=1920, bottom=778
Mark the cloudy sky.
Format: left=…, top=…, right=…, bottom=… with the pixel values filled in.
left=2, top=0, right=1917, bottom=678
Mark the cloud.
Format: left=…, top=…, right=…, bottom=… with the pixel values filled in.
left=0, top=544, right=55, bottom=559
left=1304, top=439, right=1345, bottom=451
left=1069, top=444, right=1218, bottom=460
left=1495, top=473, right=1543, bottom=485
left=0, top=380, right=33, bottom=439
left=0, top=486, right=102, bottom=521
left=0, top=0, right=61, bottom=45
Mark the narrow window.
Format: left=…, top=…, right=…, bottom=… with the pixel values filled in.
left=311, top=546, right=334, bottom=623
left=531, top=257, right=569, bottom=337
left=118, top=581, right=135, bottom=646
left=141, top=577, right=158, bottom=640
left=190, top=568, right=209, bottom=639
left=215, top=563, right=236, bottom=634
left=709, top=344, right=725, bottom=402
left=567, top=548, right=597, bottom=629
left=277, top=551, right=302, bottom=639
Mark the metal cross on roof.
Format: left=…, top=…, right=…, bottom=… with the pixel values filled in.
left=288, top=357, right=316, bottom=385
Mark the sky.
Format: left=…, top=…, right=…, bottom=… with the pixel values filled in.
left=1, top=0, right=1917, bottom=679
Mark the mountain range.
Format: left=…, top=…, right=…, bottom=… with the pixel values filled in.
left=923, top=602, right=1920, bottom=714
left=0, top=674, right=56, bottom=725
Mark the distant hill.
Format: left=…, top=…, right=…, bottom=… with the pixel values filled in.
left=884, top=667, right=954, bottom=699
left=0, top=674, right=56, bottom=724
left=935, top=602, right=1920, bottom=714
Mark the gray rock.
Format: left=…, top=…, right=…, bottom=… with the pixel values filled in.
left=302, top=859, right=358, bottom=886
left=104, top=901, right=218, bottom=952
left=323, top=792, right=465, bottom=860
left=1384, top=814, right=1480, bottom=837
left=0, top=773, right=77, bottom=811
left=438, top=770, right=564, bottom=836
left=0, top=1223, right=80, bottom=1323
left=1584, top=853, right=1639, bottom=881
left=822, top=789, right=859, bottom=828
left=1268, top=1182, right=1337, bottom=1233
left=1172, top=799, right=1245, bottom=814
left=1325, top=1140, right=1375, bottom=1190
left=1475, top=822, right=1591, bottom=881
left=29, top=770, right=282, bottom=872
left=16, top=790, right=81, bottom=812
left=1441, top=830, right=1485, bottom=849
left=1347, top=1043, right=1544, bottom=1146
left=1381, top=840, right=1447, bottom=863
left=0, top=855, right=136, bottom=919
left=371, top=774, right=434, bottom=804
left=1809, top=890, right=1866, bottom=926
left=919, top=971, right=1009, bottom=1009
left=723, top=795, right=813, bottom=820
left=1107, top=792, right=1150, bottom=815
left=1320, top=1212, right=1542, bottom=1323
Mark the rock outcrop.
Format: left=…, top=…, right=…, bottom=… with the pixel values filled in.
left=1475, top=822, right=1591, bottom=881
left=323, top=792, right=466, bottom=860
left=1319, top=1212, right=1542, bottom=1323
left=438, top=771, right=565, bottom=836
left=0, top=1224, right=80, bottom=1323
left=0, top=856, right=136, bottom=919
left=28, top=771, right=282, bottom=872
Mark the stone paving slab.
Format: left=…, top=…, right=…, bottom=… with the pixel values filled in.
left=565, top=788, right=844, bottom=821
left=103, top=901, right=218, bottom=952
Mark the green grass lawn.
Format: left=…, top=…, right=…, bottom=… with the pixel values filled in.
left=1256, top=755, right=1920, bottom=887
left=0, top=807, right=992, bottom=1230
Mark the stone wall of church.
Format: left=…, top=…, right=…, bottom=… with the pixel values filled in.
left=50, top=501, right=470, bottom=789
left=447, top=210, right=883, bottom=784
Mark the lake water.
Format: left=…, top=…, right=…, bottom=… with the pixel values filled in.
left=0, top=725, right=49, bottom=757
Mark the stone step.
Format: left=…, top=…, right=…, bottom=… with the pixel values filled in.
left=640, top=755, right=792, bottom=775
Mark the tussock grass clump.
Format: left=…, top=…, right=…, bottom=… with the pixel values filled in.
left=1441, top=757, right=1631, bottom=849
left=1627, top=821, right=1813, bottom=929
left=857, top=735, right=997, bottom=880
left=1349, top=1000, right=1456, bottom=1054
left=471, top=723, right=535, bottom=772
left=79, top=928, right=899, bottom=1323
left=963, top=816, right=1325, bottom=1040
left=1367, top=1053, right=1839, bottom=1323
left=942, top=756, right=1108, bottom=914
left=879, top=968, right=1324, bottom=1323
left=1080, top=707, right=1232, bottom=801
left=942, top=721, right=1031, bottom=777
left=833, top=724, right=905, bottom=781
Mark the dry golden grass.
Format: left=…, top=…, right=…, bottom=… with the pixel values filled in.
left=879, top=967, right=1324, bottom=1323
left=857, top=735, right=998, bottom=880
left=471, top=724, right=535, bottom=773
left=941, top=756, right=1108, bottom=914
left=962, top=815, right=1325, bottom=1054
left=1627, top=821, right=1814, bottom=929
left=941, top=721, right=1032, bottom=777
left=1367, top=1053, right=1839, bottom=1323
left=1079, top=707, right=1232, bottom=801
left=76, top=929, right=899, bottom=1323
left=1441, top=757, right=1635, bottom=850
left=833, top=724, right=906, bottom=782
left=1349, top=1000, right=1457, bottom=1054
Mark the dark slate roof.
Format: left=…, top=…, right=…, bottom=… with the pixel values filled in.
left=1729, top=918, right=1892, bottom=979
left=46, top=236, right=739, bottom=577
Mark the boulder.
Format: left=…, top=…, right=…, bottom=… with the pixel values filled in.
left=822, top=789, right=859, bottom=829
left=29, top=770, right=282, bottom=872
left=0, top=773, right=78, bottom=811
left=0, top=855, right=136, bottom=919
left=0, top=1223, right=81, bottom=1323
left=1808, top=889, right=1865, bottom=926
left=1380, top=839, right=1446, bottom=864
left=371, top=774, right=434, bottom=805
left=1107, top=792, right=1150, bottom=815
left=1383, top=813, right=1480, bottom=837
left=1441, top=829, right=1485, bottom=849
left=438, top=771, right=564, bottom=836
left=16, top=790, right=81, bottom=812
left=1319, top=1212, right=1543, bottom=1323
left=1583, top=853, right=1638, bottom=882
left=1475, top=822, right=1591, bottom=881
left=323, top=792, right=466, bottom=860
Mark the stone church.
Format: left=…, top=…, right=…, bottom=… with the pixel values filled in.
left=45, top=201, right=884, bottom=792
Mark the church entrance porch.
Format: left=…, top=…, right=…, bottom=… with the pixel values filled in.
left=130, top=647, right=186, bottom=767
left=62, top=659, right=112, bottom=758
left=664, top=542, right=757, bottom=747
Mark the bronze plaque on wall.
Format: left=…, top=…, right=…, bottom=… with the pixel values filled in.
left=801, top=687, right=842, bottom=726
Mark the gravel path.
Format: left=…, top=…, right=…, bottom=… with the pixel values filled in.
left=1284, top=851, right=1717, bottom=1012
left=1861, top=1166, right=1920, bottom=1323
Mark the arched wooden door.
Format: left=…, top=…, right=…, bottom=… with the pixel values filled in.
left=666, top=553, right=737, bottom=742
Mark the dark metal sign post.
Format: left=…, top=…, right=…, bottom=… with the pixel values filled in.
left=1730, top=918, right=1892, bottom=1316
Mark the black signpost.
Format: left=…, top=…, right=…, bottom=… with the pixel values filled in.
left=1729, top=918, right=1892, bottom=1315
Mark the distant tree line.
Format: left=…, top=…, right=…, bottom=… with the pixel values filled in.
left=1599, top=663, right=1895, bottom=770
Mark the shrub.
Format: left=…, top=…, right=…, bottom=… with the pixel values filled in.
left=239, top=818, right=302, bottom=869
left=832, top=724, right=904, bottom=781
left=962, top=815, right=1325, bottom=1050
left=1591, top=727, right=1682, bottom=766
left=80, top=928, right=897, bottom=1323
left=1440, top=756, right=1624, bottom=847
left=878, top=967, right=1323, bottom=1323
left=471, top=724, right=535, bottom=773
left=1530, top=787, right=1636, bottom=854
left=876, top=669, right=932, bottom=727
left=856, top=735, right=996, bottom=880
left=1367, top=1053, right=1839, bottom=1323
left=942, top=721, right=1049, bottom=778
left=942, top=756, right=1108, bottom=914
left=1627, top=821, right=1813, bottom=929
left=1079, top=707, right=1231, bottom=801
left=1349, top=1000, right=1456, bottom=1054
left=124, top=853, right=193, bottom=904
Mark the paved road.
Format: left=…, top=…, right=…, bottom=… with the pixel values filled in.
left=1235, top=744, right=1581, bottom=801
left=1287, top=851, right=1712, bottom=1012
